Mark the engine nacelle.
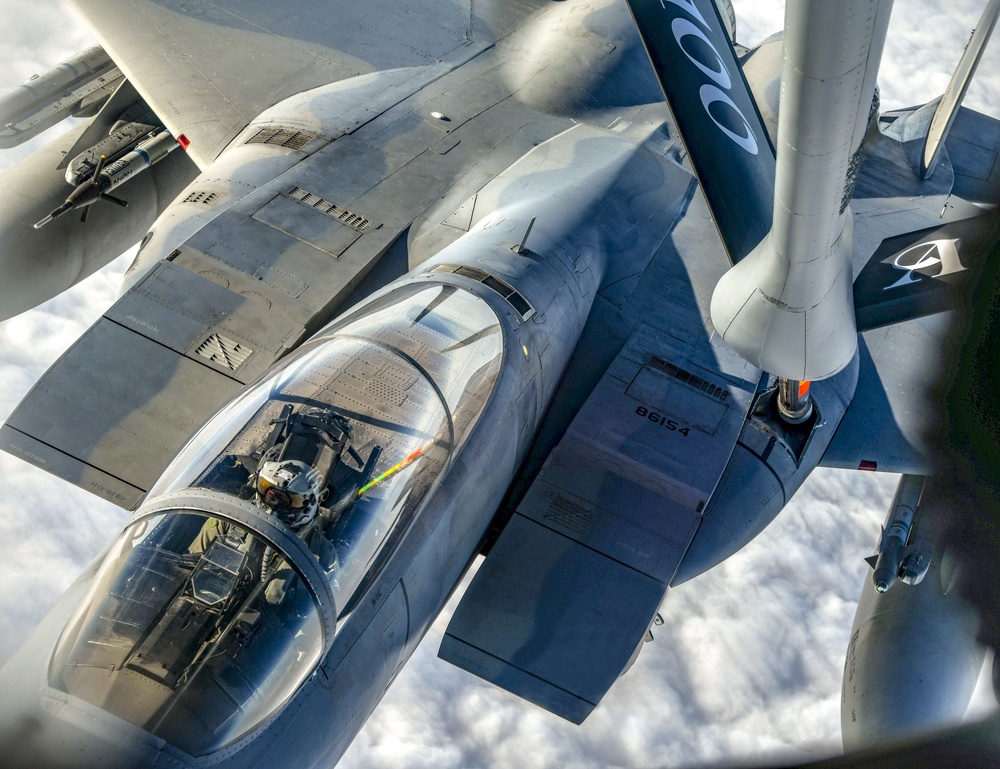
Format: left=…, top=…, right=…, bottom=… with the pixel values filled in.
left=671, top=355, right=858, bottom=585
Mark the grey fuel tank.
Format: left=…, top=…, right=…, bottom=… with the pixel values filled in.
left=841, top=476, right=987, bottom=750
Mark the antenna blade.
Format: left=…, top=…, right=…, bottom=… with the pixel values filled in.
left=625, top=0, right=775, bottom=264
left=920, top=0, right=1000, bottom=178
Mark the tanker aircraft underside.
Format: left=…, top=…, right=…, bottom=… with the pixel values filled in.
left=0, top=0, right=998, bottom=767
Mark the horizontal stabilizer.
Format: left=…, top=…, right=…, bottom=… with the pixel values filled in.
left=854, top=215, right=986, bottom=331
left=625, top=0, right=775, bottom=263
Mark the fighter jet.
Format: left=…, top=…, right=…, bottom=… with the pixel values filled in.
left=0, top=1, right=997, bottom=767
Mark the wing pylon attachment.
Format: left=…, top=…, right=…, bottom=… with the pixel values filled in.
left=440, top=324, right=761, bottom=721
left=625, top=0, right=775, bottom=265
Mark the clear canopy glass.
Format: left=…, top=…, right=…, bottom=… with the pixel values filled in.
left=49, top=283, right=505, bottom=755
left=50, top=511, right=323, bottom=756
left=152, top=282, right=504, bottom=611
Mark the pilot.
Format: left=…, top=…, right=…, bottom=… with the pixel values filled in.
left=254, top=455, right=324, bottom=532
left=245, top=405, right=386, bottom=602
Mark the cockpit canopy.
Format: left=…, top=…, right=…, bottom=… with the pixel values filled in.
left=151, top=282, right=504, bottom=611
left=50, top=283, right=505, bottom=756
left=50, top=509, right=323, bottom=756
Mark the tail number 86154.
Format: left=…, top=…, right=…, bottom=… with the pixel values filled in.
left=635, top=405, right=690, bottom=437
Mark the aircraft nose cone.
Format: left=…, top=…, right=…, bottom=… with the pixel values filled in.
left=0, top=692, right=160, bottom=769
left=0, top=591, right=162, bottom=769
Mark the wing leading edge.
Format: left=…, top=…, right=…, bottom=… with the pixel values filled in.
left=69, top=0, right=549, bottom=167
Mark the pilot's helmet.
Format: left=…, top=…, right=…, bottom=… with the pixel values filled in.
left=255, top=458, right=321, bottom=530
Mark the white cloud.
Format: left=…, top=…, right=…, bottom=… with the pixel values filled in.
left=0, top=1, right=996, bottom=767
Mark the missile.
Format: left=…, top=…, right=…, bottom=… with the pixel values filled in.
left=64, top=120, right=159, bottom=186
left=35, top=130, right=180, bottom=228
left=866, top=474, right=928, bottom=592
left=0, top=121, right=197, bottom=322
left=0, top=46, right=120, bottom=149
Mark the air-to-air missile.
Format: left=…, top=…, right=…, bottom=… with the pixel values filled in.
left=34, top=129, right=180, bottom=228
left=0, top=46, right=197, bottom=321
left=865, top=473, right=932, bottom=593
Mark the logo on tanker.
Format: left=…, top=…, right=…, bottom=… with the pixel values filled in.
left=662, top=0, right=759, bottom=155
left=882, top=238, right=965, bottom=291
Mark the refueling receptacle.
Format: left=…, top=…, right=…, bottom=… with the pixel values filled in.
left=777, top=378, right=813, bottom=424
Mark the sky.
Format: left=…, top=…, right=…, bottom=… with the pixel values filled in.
left=0, top=1, right=996, bottom=767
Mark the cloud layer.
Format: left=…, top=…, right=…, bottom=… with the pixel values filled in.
left=0, top=1, right=996, bottom=767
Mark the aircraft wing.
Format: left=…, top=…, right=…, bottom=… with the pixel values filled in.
left=69, top=0, right=548, bottom=168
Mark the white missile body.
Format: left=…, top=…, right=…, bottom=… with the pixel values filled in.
left=65, top=121, right=158, bottom=186
left=34, top=130, right=182, bottom=229
left=868, top=474, right=931, bottom=593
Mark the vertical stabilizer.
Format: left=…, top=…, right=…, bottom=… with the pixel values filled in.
left=710, top=1, right=892, bottom=381
left=626, top=0, right=775, bottom=264
left=921, top=0, right=1000, bottom=178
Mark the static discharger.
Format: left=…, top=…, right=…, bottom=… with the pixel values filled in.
left=777, top=378, right=813, bottom=424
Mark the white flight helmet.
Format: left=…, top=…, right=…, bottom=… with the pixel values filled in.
left=255, top=457, right=322, bottom=530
